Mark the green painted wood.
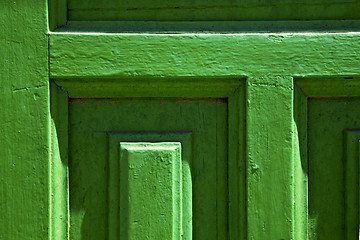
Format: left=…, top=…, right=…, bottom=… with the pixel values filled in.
left=53, top=78, right=242, bottom=98
left=65, top=90, right=240, bottom=239
left=293, top=85, right=309, bottom=240
left=50, top=82, right=70, bottom=239
left=308, top=98, right=360, bottom=239
left=48, top=0, right=67, bottom=31
left=2, top=0, right=359, bottom=238
left=344, top=130, right=360, bottom=240
left=119, top=142, right=182, bottom=239
left=52, top=79, right=244, bottom=239
left=295, top=78, right=360, bottom=240
left=67, top=0, right=360, bottom=21
left=58, top=20, right=360, bottom=33
left=246, top=76, right=294, bottom=239
left=107, top=132, right=193, bottom=240
left=0, top=0, right=49, bottom=239
left=49, top=33, right=360, bottom=79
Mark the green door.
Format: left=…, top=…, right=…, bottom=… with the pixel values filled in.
left=2, top=0, right=360, bottom=240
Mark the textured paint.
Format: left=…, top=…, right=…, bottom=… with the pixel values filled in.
left=295, top=78, right=360, bottom=240
left=67, top=0, right=360, bottom=21
left=3, top=0, right=360, bottom=239
left=0, top=0, right=49, bottom=239
left=108, top=132, right=193, bottom=240
left=49, top=31, right=360, bottom=240
left=343, top=130, right=360, bottom=239
left=51, top=79, right=244, bottom=239
left=66, top=96, right=232, bottom=239
left=57, top=20, right=360, bottom=33
left=119, top=142, right=182, bottom=240
left=49, top=33, right=360, bottom=78
left=246, top=76, right=294, bottom=240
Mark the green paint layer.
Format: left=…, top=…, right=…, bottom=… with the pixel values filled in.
left=68, top=0, right=360, bottom=21
left=50, top=33, right=360, bottom=78
left=0, top=0, right=49, bottom=239
left=119, top=142, right=182, bottom=240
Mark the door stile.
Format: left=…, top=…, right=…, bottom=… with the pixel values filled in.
left=293, top=83, right=309, bottom=240
left=246, top=76, right=294, bottom=240
left=228, top=84, right=247, bottom=240
left=50, top=82, right=70, bottom=240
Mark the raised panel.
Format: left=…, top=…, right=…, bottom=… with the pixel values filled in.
left=119, top=142, right=181, bottom=239
left=108, top=132, right=193, bottom=240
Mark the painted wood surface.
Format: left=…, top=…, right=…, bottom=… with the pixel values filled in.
left=295, top=78, right=360, bottom=239
left=2, top=0, right=360, bottom=239
left=49, top=33, right=360, bottom=78
left=108, top=133, right=193, bottom=240
left=67, top=0, right=360, bottom=21
left=118, top=142, right=182, bottom=240
left=50, top=79, right=244, bottom=239
left=308, top=99, right=359, bottom=239
left=246, top=76, right=294, bottom=240
left=68, top=97, right=228, bottom=239
left=0, top=0, right=49, bottom=239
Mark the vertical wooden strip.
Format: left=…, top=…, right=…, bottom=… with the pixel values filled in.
left=108, top=135, right=120, bottom=240
left=246, top=76, right=294, bottom=239
left=0, top=0, right=49, bottom=239
left=293, top=85, right=308, bottom=240
left=358, top=140, right=360, bottom=240
left=228, top=84, right=245, bottom=240
left=344, top=131, right=360, bottom=240
left=50, top=83, right=69, bottom=240
left=180, top=137, right=193, bottom=240
left=216, top=98, right=228, bottom=239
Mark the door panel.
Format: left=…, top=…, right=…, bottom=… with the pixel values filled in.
left=69, top=98, right=228, bottom=239
left=308, top=98, right=360, bottom=239
left=116, top=142, right=182, bottom=240
left=108, top=132, right=193, bottom=240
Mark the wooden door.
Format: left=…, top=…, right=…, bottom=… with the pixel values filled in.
left=2, top=0, right=360, bottom=239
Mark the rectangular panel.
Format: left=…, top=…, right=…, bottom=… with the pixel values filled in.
left=67, top=95, right=234, bottom=239
left=295, top=79, right=360, bottom=240
left=307, top=98, right=360, bottom=239
left=119, top=142, right=181, bottom=240
left=108, top=132, right=192, bottom=240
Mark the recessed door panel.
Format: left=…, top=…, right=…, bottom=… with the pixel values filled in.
left=68, top=98, right=228, bottom=239
left=308, top=98, right=360, bottom=239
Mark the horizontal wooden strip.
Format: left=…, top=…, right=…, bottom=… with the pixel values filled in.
left=295, top=77, right=360, bottom=96
left=50, top=33, right=360, bottom=78
left=67, top=0, right=360, bottom=21
left=59, top=20, right=360, bottom=33
left=54, top=78, right=242, bottom=98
